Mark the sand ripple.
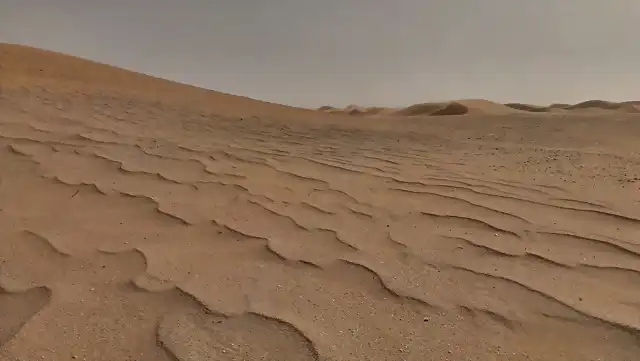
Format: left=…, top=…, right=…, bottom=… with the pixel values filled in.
left=2, top=44, right=640, bottom=360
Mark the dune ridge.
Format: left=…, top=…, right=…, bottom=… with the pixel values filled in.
left=323, top=99, right=523, bottom=117
left=504, top=103, right=551, bottom=113
left=318, top=104, right=396, bottom=117
left=2, top=43, right=640, bottom=360
left=321, top=99, right=640, bottom=118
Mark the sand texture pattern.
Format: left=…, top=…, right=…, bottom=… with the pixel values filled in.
left=2, top=44, right=640, bottom=361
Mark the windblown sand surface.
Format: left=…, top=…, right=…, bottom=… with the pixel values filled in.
left=2, top=44, right=640, bottom=361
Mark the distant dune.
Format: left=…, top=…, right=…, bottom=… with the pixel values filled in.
left=390, top=99, right=522, bottom=117
left=620, top=104, right=640, bottom=113
left=320, top=99, right=640, bottom=118
left=504, top=103, right=550, bottom=113
left=318, top=105, right=396, bottom=117
left=429, top=101, right=471, bottom=116
left=390, top=102, right=448, bottom=116
left=564, top=100, right=640, bottom=114
left=567, top=100, right=622, bottom=110
left=322, top=99, right=523, bottom=118
left=450, top=99, right=522, bottom=115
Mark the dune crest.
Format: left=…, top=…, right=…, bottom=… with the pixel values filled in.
left=319, top=99, right=640, bottom=118
left=562, top=100, right=640, bottom=114
left=504, top=103, right=551, bottom=113
left=567, top=100, right=621, bottom=110
left=391, top=99, right=522, bottom=117
left=318, top=104, right=395, bottom=117
left=0, top=43, right=331, bottom=123
left=2, top=43, right=640, bottom=361
left=391, top=102, right=449, bottom=116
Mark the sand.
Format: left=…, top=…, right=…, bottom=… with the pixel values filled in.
left=1, top=43, right=640, bottom=361
left=504, top=103, right=551, bottom=113
left=359, top=100, right=521, bottom=117
left=323, top=100, right=640, bottom=118
left=318, top=105, right=397, bottom=117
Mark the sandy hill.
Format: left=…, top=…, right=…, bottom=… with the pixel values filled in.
left=563, top=100, right=640, bottom=114
left=567, top=100, right=622, bottom=111
left=390, top=99, right=640, bottom=117
left=504, top=103, right=551, bottom=113
left=318, top=104, right=395, bottom=117
left=316, top=105, right=336, bottom=112
left=620, top=103, right=640, bottom=113
left=320, top=98, right=640, bottom=118
left=2, top=43, right=640, bottom=361
left=391, top=102, right=449, bottom=116
left=0, top=43, right=327, bottom=122
left=391, top=99, right=522, bottom=117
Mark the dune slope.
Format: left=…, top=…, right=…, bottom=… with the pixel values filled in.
left=392, top=99, right=522, bottom=117
left=564, top=100, right=640, bottom=113
left=504, top=103, right=550, bottom=113
left=2, top=43, right=640, bottom=361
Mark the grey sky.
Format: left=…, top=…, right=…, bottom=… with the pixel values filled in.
left=2, top=1, right=639, bottom=107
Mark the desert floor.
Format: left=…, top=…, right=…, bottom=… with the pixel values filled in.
left=2, top=45, right=640, bottom=361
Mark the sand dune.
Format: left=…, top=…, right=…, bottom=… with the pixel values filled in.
left=325, top=99, right=640, bottom=118
left=321, top=99, right=521, bottom=118
left=548, top=103, right=570, bottom=109
left=318, top=105, right=395, bottom=117
left=317, top=105, right=336, bottom=112
left=504, top=103, right=551, bottom=113
left=392, top=99, right=522, bottom=117
left=567, top=100, right=621, bottom=110
left=564, top=100, right=640, bottom=114
left=391, top=102, right=449, bottom=116
left=621, top=104, right=640, bottom=113
left=0, top=43, right=331, bottom=124
left=2, top=43, right=640, bottom=361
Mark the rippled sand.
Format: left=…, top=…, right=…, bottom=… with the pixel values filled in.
left=2, top=44, right=640, bottom=361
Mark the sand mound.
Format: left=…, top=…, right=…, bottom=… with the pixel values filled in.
left=2, top=43, right=640, bottom=361
left=391, top=102, right=449, bottom=116
left=504, top=103, right=550, bottom=113
left=547, top=104, right=569, bottom=110
left=619, top=104, right=640, bottom=113
left=455, top=99, right=524, bottom=115
left=325, top=99, right=525, bottom=118
left=362, top=106, right=396, bottom=116
left=567, top=100, right=621, bottom=111
left=318, top=105, right=394, bottom=117
left=343, top=105, right=368, bottom=116
left=429, top=101, right=470, bottom=116
left=0, top=43, right=325, bottom=122
left=563, top=100, right=640, bottom=114
left=394, top=99, right=520, bottom=117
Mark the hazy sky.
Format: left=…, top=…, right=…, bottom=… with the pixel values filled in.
left=2, top=1, right=639, bottom=107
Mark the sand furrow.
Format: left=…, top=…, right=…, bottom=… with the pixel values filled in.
left=449, top=265, right=640, bottom=334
